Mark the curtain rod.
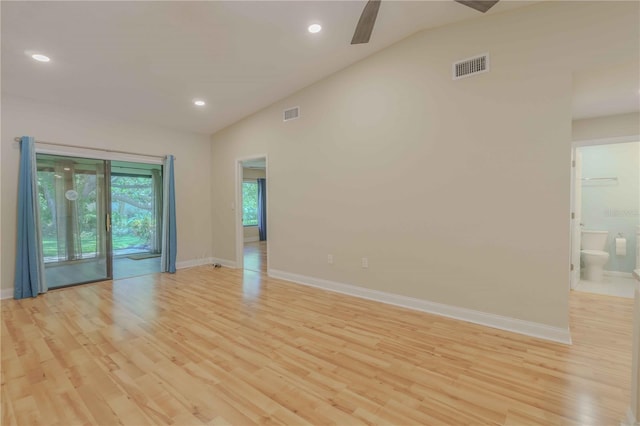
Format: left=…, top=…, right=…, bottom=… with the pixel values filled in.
left=14, top=137, right=168, bottom=160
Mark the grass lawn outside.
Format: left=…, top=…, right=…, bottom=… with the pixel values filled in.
left=42, top=234, right=146, bottom=257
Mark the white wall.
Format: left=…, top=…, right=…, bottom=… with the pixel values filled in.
left=573, top=112, right=640, bottom=141
left=211, top=1, right=639, bottom=332
left=1, top=95, right=213, bottom=292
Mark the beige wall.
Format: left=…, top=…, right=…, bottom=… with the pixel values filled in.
left=211, top=1, right=639, bottom=329
left=243, top=167, right=266, bottom=241
left=244, top=226, right=260, bottom=242
left=573, top=112, right=640, bottom=141
left=243, top=168, right=266, bottom=180
left=1, top=95, right=213, bottom=291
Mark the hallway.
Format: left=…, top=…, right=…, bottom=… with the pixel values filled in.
left=243, top=241, right=267, bottom=273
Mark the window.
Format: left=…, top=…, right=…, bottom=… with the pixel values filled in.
left=242, top=181, right=258, bottom=226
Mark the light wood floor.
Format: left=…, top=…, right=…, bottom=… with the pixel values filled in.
left=1, top=266, right=632, bottom=425
left=244, top=241, right=267, bottom=274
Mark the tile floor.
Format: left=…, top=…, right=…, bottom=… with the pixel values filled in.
left=574, top=273, right=635, bottom=298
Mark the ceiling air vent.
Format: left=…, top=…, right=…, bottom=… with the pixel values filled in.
left=283, top=106, right=300, bottom=122
left=453, top=53, right=489, bottom=80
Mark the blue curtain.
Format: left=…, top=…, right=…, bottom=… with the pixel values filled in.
left=161, top=155, right=177, bottom=273
left=15, top=136, right=46, bottom=299
left=257, top=178, right=267, bottom=241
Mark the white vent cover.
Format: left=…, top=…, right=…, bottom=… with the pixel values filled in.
left=283, top=106, right=300, bottom=122
left=453, top=53, right=489, bottom=80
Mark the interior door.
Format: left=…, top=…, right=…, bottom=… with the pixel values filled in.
left=571, top=149, right=583, bottom=288
left=36, top=154, right=112, bottom=288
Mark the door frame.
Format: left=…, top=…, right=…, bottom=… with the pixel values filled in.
left=235, top=155, right=269, bottom=271
left=569, top=134, right=640, bottom=289
left=35, top=144, right=164, bottom=286
left=35, top=153, right=114, bottom=287
left=105, top=160, right=114, bottom=280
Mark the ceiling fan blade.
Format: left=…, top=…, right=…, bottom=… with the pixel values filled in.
left=351, top=0, right=381, bottom=45
left=454, top=0, right=500, bottom=13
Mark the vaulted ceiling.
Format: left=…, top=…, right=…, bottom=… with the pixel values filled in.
left=572, top=60, right=640, bottom=120
left=2, top=1, right=536, bottom=134
left=3, top=2, right=637, bottom=135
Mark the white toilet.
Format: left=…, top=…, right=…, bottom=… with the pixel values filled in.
left=581, top=230, right=609, bottom=281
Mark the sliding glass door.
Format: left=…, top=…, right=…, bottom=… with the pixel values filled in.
left=110, top=161, right=162, bottom=279
left=36, top=154, right=163, bottom=288
left=36, top=154, right=111, bottom=288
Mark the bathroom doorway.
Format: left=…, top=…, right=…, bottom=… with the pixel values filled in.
left=236, top=156, right=268, bottom=273
left=570, top=138, right=639, bottom=298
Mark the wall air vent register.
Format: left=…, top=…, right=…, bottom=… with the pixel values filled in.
left=453, top=53, right=490, bottom=80
left=283, top=106, right=300, bottom=122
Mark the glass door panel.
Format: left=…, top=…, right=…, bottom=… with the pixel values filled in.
left=36, top=154, right=111, bottom=288
left=110, top=160, right=162, bottom=279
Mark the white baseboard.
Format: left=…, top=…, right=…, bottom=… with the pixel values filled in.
left=176, top=257, right=214, bottom=270
left=1, top=257, right=238, bottom=300
left=268, top=269, right=572, bottom=345
left=621, top=408, right=640, bottom=426
left=210, top=257, right=237, bottom=269
left=605, top=270, right=634, bottom=278
left=1, top=288, right=13, bottom=300
left=176, top=257, right=237, bottom=270
left=244, top=236, right=259, bottom=243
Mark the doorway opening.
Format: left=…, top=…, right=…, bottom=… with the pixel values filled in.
left=236, top=156, right=268, bottom=273
left=36, top=153, right=162, bottom=288
left=570, top=138, right=639, bottom=298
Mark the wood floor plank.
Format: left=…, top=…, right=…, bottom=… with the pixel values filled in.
left=1, top=266, right=633, bottom=425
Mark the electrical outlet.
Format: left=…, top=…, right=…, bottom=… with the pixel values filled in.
left=361, top=257, right=368, bottom=268
left=328, top=254, right=334, bottom=264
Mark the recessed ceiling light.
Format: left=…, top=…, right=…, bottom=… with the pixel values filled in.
left=194, top=100, right=206, bottom=107
left=308, top=24, right=322, bottom=34
left=31, top=54, right=50, bottom=62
